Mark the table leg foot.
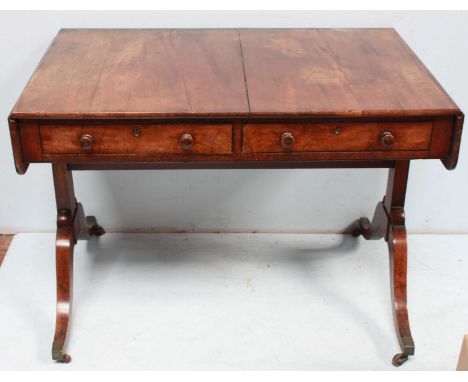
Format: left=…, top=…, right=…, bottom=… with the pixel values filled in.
left=53, top=352, right=72, bottom=363
left=388, top=218, right=415, bottom=366
left=85, top=215, right=105, bottom=237
left=392, top=353, right=409, bottom=367
left=351, top=201, right=387, bottom=240
left=351, top=217, right=370, bottom=237
left=76, top=203, right=105, bottom=239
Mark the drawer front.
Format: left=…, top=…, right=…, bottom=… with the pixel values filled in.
left=40, top=124, right=233, bottom=155
left=242, top=122, right=433, bottom=153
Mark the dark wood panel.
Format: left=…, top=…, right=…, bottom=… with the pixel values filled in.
left=321, top=29, right=458, bottom=115
left=441, top=115, right=464, bottom=170
left=10, top=28, right=462, bottom=119
left=40, top=124, right=233, bottom=155
left=19, top=121, right=42, bottom=162
left=429, top=118, right=454, bottom=158
left=11, top=29, right=249, bottom=118
left=8, top=118, right=28, bottom=174
left=240, top=29, right=360, bottom=115
left=242, top=121, right=433, bottom=153
left=240, top=28, right=460, bottom=117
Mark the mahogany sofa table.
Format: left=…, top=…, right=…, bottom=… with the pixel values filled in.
left=8, top=28, right=463, bottom=367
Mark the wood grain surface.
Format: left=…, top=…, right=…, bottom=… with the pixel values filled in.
left=242, top=121, right=433, bottom=153
left=11, top=29, right=249, bottom=118
left=10, top=28, right=460, bottom=119
left=8, top=28, right=464, bottom=173
left=40, top=123, right=233, bottom=154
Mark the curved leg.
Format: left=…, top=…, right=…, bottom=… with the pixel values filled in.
left=388, top=210, right=414, bottom=367
left=52, top=210, right=74, bottom=363
left=51, top=164, right=105, bottom=363
left=351, top=161, right=414, bottom=366
left=385, top=163, right=415, bottom=367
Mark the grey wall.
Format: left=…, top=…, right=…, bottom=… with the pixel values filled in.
left=1, top=10, right=467, bottom=233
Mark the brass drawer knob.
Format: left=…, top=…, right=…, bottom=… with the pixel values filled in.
left=381, top=131, right=395, bottom=147
left=179, top=133, right=194, bottom=149
left=79, top=134, right=94, bottom=150
left=281, top=132, right=295, bottom=149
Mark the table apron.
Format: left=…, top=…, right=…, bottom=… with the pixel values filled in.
left=11, top=117, right=458, bottom=172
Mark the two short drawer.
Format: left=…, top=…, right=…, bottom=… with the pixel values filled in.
left=39, top=121, right=433, bottom=156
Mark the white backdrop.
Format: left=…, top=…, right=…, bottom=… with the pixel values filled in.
left=1, top=10, right=467, bottom=234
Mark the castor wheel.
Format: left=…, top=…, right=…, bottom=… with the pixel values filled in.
left=392, top=353, right=408, bottom=367
left=56, top=353, right=72, bottom=363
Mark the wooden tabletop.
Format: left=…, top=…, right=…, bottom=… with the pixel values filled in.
left=10, top=28, right=460, bottom=119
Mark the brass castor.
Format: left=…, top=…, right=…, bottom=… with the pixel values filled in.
left=392, top=353, right=409, bottom=367
left=56, top=353, right=72, bottom=363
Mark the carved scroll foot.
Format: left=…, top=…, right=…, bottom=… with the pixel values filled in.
left=351, top=201, right=387, bottom=240
left=52, top=210, right=75, bottom=363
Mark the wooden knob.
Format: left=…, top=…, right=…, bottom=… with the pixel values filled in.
left=79, top=134, right=94, bottom=150
left=179, top=133, right=194, bottom=149
left=281, top=132, right=295, bottom=149
left=380, top=131, right=395, bottom=147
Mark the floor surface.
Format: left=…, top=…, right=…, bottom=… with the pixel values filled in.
left=0, top=233, right=466, bottom=370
